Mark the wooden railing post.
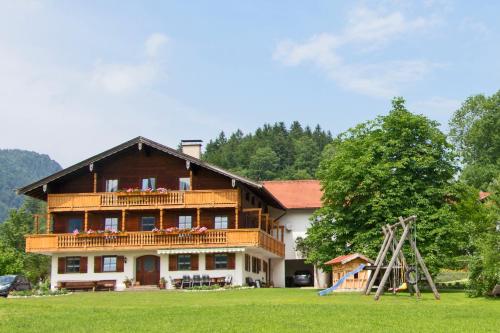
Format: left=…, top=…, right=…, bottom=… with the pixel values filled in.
left=197, top=208, right=201, bottom=228
left=235, top=207, right=239, bottom=229
left=121, top=210, right=126, bottom=232
left=84, top=211, right=89, bottom=231
left=159, top=209, right=164, bottom=229
left=46, top=212, right=51, bottom=234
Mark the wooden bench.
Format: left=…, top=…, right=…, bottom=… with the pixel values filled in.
left=58, top=280, right=116, bottom=291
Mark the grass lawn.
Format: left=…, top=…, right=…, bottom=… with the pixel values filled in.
left=1, top=289, right=499, bottom=332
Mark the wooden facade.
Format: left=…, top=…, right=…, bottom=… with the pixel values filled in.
left=21, top=137, right=285, bottom=258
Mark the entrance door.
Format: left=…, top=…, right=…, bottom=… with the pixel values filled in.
left=136, top=255, right=160, bottom=285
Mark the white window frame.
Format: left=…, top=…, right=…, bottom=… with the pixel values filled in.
left=104, top=217, right=119, bottom=232
left=102, top=256, right=117, bottom=272
left=65, top=257, right=80, bottom=273
left=105, top=179, right=119, bottom=192
left=179, top=177, right=191, bottom=191
left=141, top=177, right=156, bottom=191
left=177, top=254, right=191, bottom=270
left=214, top=216, right=228, bottom=229
left=214, top=254, right=228, bottom=269
left=178, top=216, right=192, bottom=229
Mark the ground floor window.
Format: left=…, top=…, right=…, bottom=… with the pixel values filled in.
left=102, top=256, right=117, bottom=272
left=214, top=254, right=228, bottom=269
left=252, top=257, right=260, bottom=273
left=245, top=254, right=251, bottom=272
left=65, top=257, right=81, bottom=273
left=177, top=254, right=191, bottom=270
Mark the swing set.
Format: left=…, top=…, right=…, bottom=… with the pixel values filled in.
left=363, top=215, right=440, bottom=301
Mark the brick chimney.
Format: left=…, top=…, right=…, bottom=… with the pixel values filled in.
left=181, top=140, right=202, bottom=159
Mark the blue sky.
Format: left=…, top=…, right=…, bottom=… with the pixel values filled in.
left=1, top=0, right=498, bottom=167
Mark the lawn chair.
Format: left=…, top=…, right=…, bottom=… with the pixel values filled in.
left=192, top=275, right=202, bottom=287
left=224, top=275, right=233, bottom=286
left=181, top=275, right=192, bottom=289
left=245, top=277, right=255, bottom=287
left=202, top=275, right=211, bottom=286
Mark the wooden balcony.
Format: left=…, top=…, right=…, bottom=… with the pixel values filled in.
left=47, top=190, right=239, bottom=212
left=25, top=229, right=285, bottom=257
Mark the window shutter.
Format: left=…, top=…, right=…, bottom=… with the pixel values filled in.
left=58, top=257, right=66, bottom=274
left=191, top=254, right=199, bottom=270
left=116, top=256, right=125, bottom=272
left=80, top=256, right=88, bottom=273
left=228, top=253, right=235, bottom=269
left=169, top=254, right=177, bottom=271
left=205, top=254, right=214, bottom=270
left=94, top=256, right=102, bottom=273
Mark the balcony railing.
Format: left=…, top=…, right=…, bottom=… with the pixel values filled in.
left=25, top=229, right=285, bottom=257
left=47, top=190, right=239, bottom=211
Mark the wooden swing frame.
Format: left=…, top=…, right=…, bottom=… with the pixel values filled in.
left=363, top=216, right=440, bottom=301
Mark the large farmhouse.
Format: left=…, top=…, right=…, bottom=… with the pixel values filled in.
left=18, top=137, right=324, bottom=290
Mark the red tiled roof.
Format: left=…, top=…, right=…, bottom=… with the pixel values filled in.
left=479, top=191, right=491, bottom=201
left=262, top=180, right=322, bottom=209
left=324, top=253, right=374, bottom=265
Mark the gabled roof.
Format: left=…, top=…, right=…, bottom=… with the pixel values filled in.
left=17, top=136, right=284, bottom=209
left=262, top=180, right=322, bottom=209
left=324, top=253, right=374, bottom=266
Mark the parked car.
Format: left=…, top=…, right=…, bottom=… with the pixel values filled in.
left=293, top=270, right=313, bottom=287
left=0, top=275, right=32, bottom=297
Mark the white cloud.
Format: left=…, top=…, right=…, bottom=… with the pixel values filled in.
left=90, top=33, right=169, bottom=94
left=273, top=4, right=443, bottom=98
left=411, top=97, right=461, bottom=115
left=145, top=33, right=169, bottom=58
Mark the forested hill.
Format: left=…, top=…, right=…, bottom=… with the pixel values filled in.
left=203, top=121, right=333, bottom=180
left=0, top=149, right=61, bottom=222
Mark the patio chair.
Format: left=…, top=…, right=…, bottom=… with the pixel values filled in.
left=224, top=275, right=233, bottom=286
left=181, top=275, right=192, bottom=289
left=245, top=277, right=255, bottom=287
left=192, top=275, right=202, bottom=287
left=202, top=275, right=211, bottom=286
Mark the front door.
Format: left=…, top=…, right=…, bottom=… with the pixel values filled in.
left=136, top=255, right=160, bottom=286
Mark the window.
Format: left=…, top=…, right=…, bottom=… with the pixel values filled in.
left=214, top=216, right=228, bottom=229
left=141, top=177, right=156, bottom=190
left=102, top=256, right=117, bottom=272
left=104, top=217, right=118, bottom=231
left=141, top=217, right=156, bottom=231
left=177, top=255, right=191, bottom=270
left=179, top=177, right=191, bottom=191
left=214, top=254, right=228, bottom=269
left=105, top=179, right=119, bottom=192
left=245, top=254, right=251, bottom=272
left=68, top=218, right=83, bottom=232
left=178, top=216, right=192, bottom=229
left=252, top=257, right=260, bottom=273
left=65, top=257, right=80, bottom=273
left=353, top=272, right=359, bottom=279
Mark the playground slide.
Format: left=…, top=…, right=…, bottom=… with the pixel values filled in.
left=318, top=264, right=366, bottom=296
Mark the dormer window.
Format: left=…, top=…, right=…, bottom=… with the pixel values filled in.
left=141, top=177, right=156, bottom=191
left=105, top=179, right=118, bottom=192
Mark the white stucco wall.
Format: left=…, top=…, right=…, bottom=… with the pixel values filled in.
left=272, top=209, right=316, bottom=260
left=51, top=250, right=272, bottom=290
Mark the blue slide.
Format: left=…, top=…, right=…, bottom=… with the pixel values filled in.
left=318, top=264, right=366, bottom=296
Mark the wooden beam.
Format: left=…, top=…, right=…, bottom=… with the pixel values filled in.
left=159, top=209, right=164, bottom=229
left=196, top=208, right=201, bottom=228
left=34, top=214, right=40, bottom=234
left=374, top=222, right=412, bottom=301
left=235, top=207, right=239, bottom=229
left=189, top=170, right=193, bottom=190
left=121, top=210, right=126, bottom=232
left=364, top=229, right=393, bottom=295
left=84, top=211, right=89, bottom=231
left=46, top=212, right=51, bottom=234
left=93, top=173, right=97, bottom=193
